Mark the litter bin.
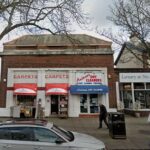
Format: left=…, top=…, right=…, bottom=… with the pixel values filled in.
left=108, top=112, right=126, bottom=139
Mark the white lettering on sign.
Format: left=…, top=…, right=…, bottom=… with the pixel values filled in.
left=120, top=73, right=150, bottom=83
left=76, top=71, right=104, bottom=85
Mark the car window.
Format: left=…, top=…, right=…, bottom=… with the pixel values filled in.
left=52, top=125, right=74, bottom=141
left=33, top=127, right=63, bottom=143
left=9, top=127, right=34, bottom=141
left=0, top=128, right=11, bottom=140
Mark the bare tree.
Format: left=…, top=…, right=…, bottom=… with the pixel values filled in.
left=0, top=0, right=88, bottom=41
left=98, top=0, right=150, bottom=65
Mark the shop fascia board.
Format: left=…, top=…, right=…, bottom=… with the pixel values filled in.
left=0, top=49, right=113, bottom=55
left=8, top=67, right=107, bottom=72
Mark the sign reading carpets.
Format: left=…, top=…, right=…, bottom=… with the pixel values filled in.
left=13, top=71, right=69, bottom=83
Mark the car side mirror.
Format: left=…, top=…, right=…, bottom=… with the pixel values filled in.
left=55, top=138, right=64, bottom=144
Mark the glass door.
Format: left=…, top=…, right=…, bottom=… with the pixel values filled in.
left=51, top=95, right=59, bottom=115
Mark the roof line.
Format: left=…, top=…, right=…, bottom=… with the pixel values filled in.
left=114, top=43, right=126, bottom=65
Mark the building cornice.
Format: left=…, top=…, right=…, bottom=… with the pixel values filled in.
left=0, top=49, right=113, bottom=56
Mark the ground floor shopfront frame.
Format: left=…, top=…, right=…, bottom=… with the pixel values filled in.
left=2, top=68, right=112, bottom=117
left=116, top=72, right=150, bottom=116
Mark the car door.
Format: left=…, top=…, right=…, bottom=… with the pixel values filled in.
left=0, top=127, right=12, bottom=150
left=2, top=126, right=34, bottom=150
left=32, top=127, right=70, bottom=150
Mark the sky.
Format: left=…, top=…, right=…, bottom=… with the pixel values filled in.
left=0, top=0, right=118, bottom=55
left=73, top=0, right=114, bottom=37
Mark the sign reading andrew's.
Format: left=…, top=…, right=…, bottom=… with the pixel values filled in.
left=120, top=73, right=150, bottom=83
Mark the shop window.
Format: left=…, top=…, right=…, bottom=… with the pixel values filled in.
left=146, top=83, right=150, bottom=89
left=90, top=94, right=98, bottom=113
left=17, top=95, right=36, bottom=106
left=80, top=94, right=98, bottom=113
left=120, top=83, right=132, bottom=109
left=145, top=91, right=150, bottom=108
left=122, top=83, right=131, bottom=90
left=80, top=95, right=88, bottom=113
left=122, top=91, right=132, bottom=108
left=134, top=83, right=144, bottom=89
left=134, top=91, right=150, bottom=109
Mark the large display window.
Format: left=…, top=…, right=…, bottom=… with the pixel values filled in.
left=120, top=83, right=132, bottom=108
left=120, top=83, right=150, bottom=109
left=80, top=94, right=98, bottom=113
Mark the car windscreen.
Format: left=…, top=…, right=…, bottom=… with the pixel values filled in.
left=52, top=125, right=74, bottom=142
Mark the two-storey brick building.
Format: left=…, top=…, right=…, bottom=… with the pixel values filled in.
left=0, top=34, right=117, bottom=117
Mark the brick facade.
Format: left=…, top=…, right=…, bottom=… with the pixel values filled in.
left=0, top=54, right=116, bottom=108
left=0, top=34, right=117, bottom=117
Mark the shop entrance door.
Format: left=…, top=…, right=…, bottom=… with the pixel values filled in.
left=51, top=95, right=59, bottom=115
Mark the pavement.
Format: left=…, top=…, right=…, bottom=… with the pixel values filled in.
left=47, top=115, right=150, bottom=150
left=0, top=115, right=150, bottom=149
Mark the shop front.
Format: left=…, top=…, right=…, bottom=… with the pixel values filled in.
left=5, top=68, right=110, bottom=117
left=45, top=83, right=69, bottom=117
left=118, top=73, right=150, bottom=116
left=13, top=83, right=37, bottom=118
left=70, top=71, right=109, bottom=117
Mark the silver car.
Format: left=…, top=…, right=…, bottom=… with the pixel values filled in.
left=0, top=119, right=106, bottom=150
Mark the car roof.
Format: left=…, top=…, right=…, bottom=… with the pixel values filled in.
left=0, top=119, right=53, bottom=128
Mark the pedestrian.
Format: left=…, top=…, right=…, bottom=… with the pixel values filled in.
left=98, top=103, right=109, bottom=129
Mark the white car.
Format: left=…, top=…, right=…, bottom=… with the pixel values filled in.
left=0, top=119, right=106, bottom=150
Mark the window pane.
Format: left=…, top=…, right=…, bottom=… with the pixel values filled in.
left=80, top=95, right=88, bottom=113
left=123, top=91, right=132, bottom=108
left=34, top=127, right=60, bottom=143
left=145, top=91, right=150, bottom=108
left=134, top=91, right=148, bottom=109
left=9, top=127, right=34, bottom=141
left=90, top=94, right=98, bottom=113
left=134, top=83, right=144, bottom=89
left=146, top=83, right=150, bottom=89
left=0, top=128, right=11, bottom=140
left=122, top=83, right=131, bottom=90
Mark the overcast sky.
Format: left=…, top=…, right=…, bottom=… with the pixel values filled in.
left=0, top=0, right=116, bottom=51
left=73, top=0, right=114, bottom=36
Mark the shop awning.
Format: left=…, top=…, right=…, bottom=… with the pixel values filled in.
left=70, top=85, right=109, bottom=94
left=14, top=83, right=37, bottom=95
left=46, top=83, right=69, bottom=95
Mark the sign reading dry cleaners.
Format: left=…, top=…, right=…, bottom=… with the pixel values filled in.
left=76, top=71, right=104, bottom=85
left=71, top=71, right=108, bottom=94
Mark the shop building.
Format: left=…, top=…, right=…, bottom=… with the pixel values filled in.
left=115, top=35, right=150, bottom=116
left=0, top=34, right=117, bottom=117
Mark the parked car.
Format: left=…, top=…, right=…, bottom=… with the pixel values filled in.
left=0, top=119, right=106, bottom=150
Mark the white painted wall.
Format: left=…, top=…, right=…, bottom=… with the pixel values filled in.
left=117, top=49, right=143, bottom=68
left=68, top=95, right=80, bottom=117
left=45, top=96, right=51, bottom=117
left=0, top=108, right=10, bottom=117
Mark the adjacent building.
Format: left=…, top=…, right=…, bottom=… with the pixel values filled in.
left=0, top=34, right=117, bottom=117
left=115, top=35, right=150, bottom=116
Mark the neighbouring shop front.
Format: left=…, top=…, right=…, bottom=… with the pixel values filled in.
left=6, top=68, right=109, bottom=118
left=118, top=73, right=150, bottom=115
left=70, top=71, right=109, bottom=117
